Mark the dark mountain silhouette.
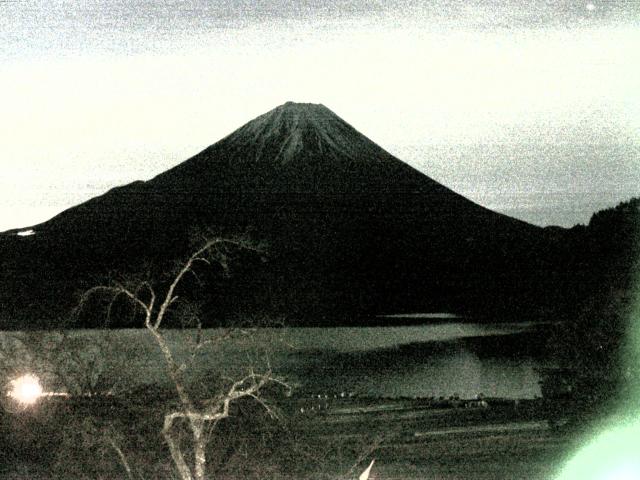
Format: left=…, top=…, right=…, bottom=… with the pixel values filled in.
left=0, top=102, right=603, bottom=328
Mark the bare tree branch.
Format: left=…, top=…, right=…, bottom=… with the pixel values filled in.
left=77, top=236, right=278, bottom=480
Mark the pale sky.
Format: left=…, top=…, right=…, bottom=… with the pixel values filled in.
left=1, top=0, right=639, bottom=230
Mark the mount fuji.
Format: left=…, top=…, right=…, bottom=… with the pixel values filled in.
left=0, top=102, right=566, bottom=328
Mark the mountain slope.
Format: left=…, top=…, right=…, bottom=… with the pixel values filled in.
left=0, top=102, right=564, bottom=328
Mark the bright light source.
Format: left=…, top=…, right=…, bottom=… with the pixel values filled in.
left=16, top=229, right=35, bottom=237
left=556, top=421, right=640, bottom=480
left=8, top=374, right=43, bottom=406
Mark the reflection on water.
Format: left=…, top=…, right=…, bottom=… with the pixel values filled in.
left=286, top=326, right=549, bottom=399
left=274, top=322, right=539, bottom=353
left=291, top=343, right=543, bottom=399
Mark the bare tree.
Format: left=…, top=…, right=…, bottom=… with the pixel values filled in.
left=78, top=237, right=289, bottom=480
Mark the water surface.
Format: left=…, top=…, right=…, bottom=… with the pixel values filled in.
left=0, top=322, right=551, bottom=400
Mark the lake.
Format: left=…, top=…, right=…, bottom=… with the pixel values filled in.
left=0, top=322, right=553, bottom=401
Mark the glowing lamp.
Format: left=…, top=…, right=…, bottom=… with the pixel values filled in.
left=8, top=374, right=43, bottom=406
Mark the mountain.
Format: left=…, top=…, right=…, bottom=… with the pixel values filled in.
left=0, top=102, right=572, bottom=328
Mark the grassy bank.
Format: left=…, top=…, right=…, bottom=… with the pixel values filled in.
left=0, top=393, right=579, bottom=479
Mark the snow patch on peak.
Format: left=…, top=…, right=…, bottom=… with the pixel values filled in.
left=223, top=101, right=369, bottom=165
left=281, top=101, right=327, bottom=110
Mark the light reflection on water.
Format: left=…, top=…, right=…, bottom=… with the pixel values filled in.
left=285, top=324, right=546, bottom=399
left=313, top=349, right=543, bottom=399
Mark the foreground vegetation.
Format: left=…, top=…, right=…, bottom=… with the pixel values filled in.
left=1, top=393, right=580, bottom=479
left=1, top=206, right=635, bottom=480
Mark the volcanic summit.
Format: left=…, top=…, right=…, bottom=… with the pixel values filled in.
left=0, top=102, right=562, bottom=328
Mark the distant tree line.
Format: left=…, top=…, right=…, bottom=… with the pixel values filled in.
left=545, top=197, right=640, bottom=420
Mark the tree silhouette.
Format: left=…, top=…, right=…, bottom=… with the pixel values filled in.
left=78, top=237, right=289, bottom=480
